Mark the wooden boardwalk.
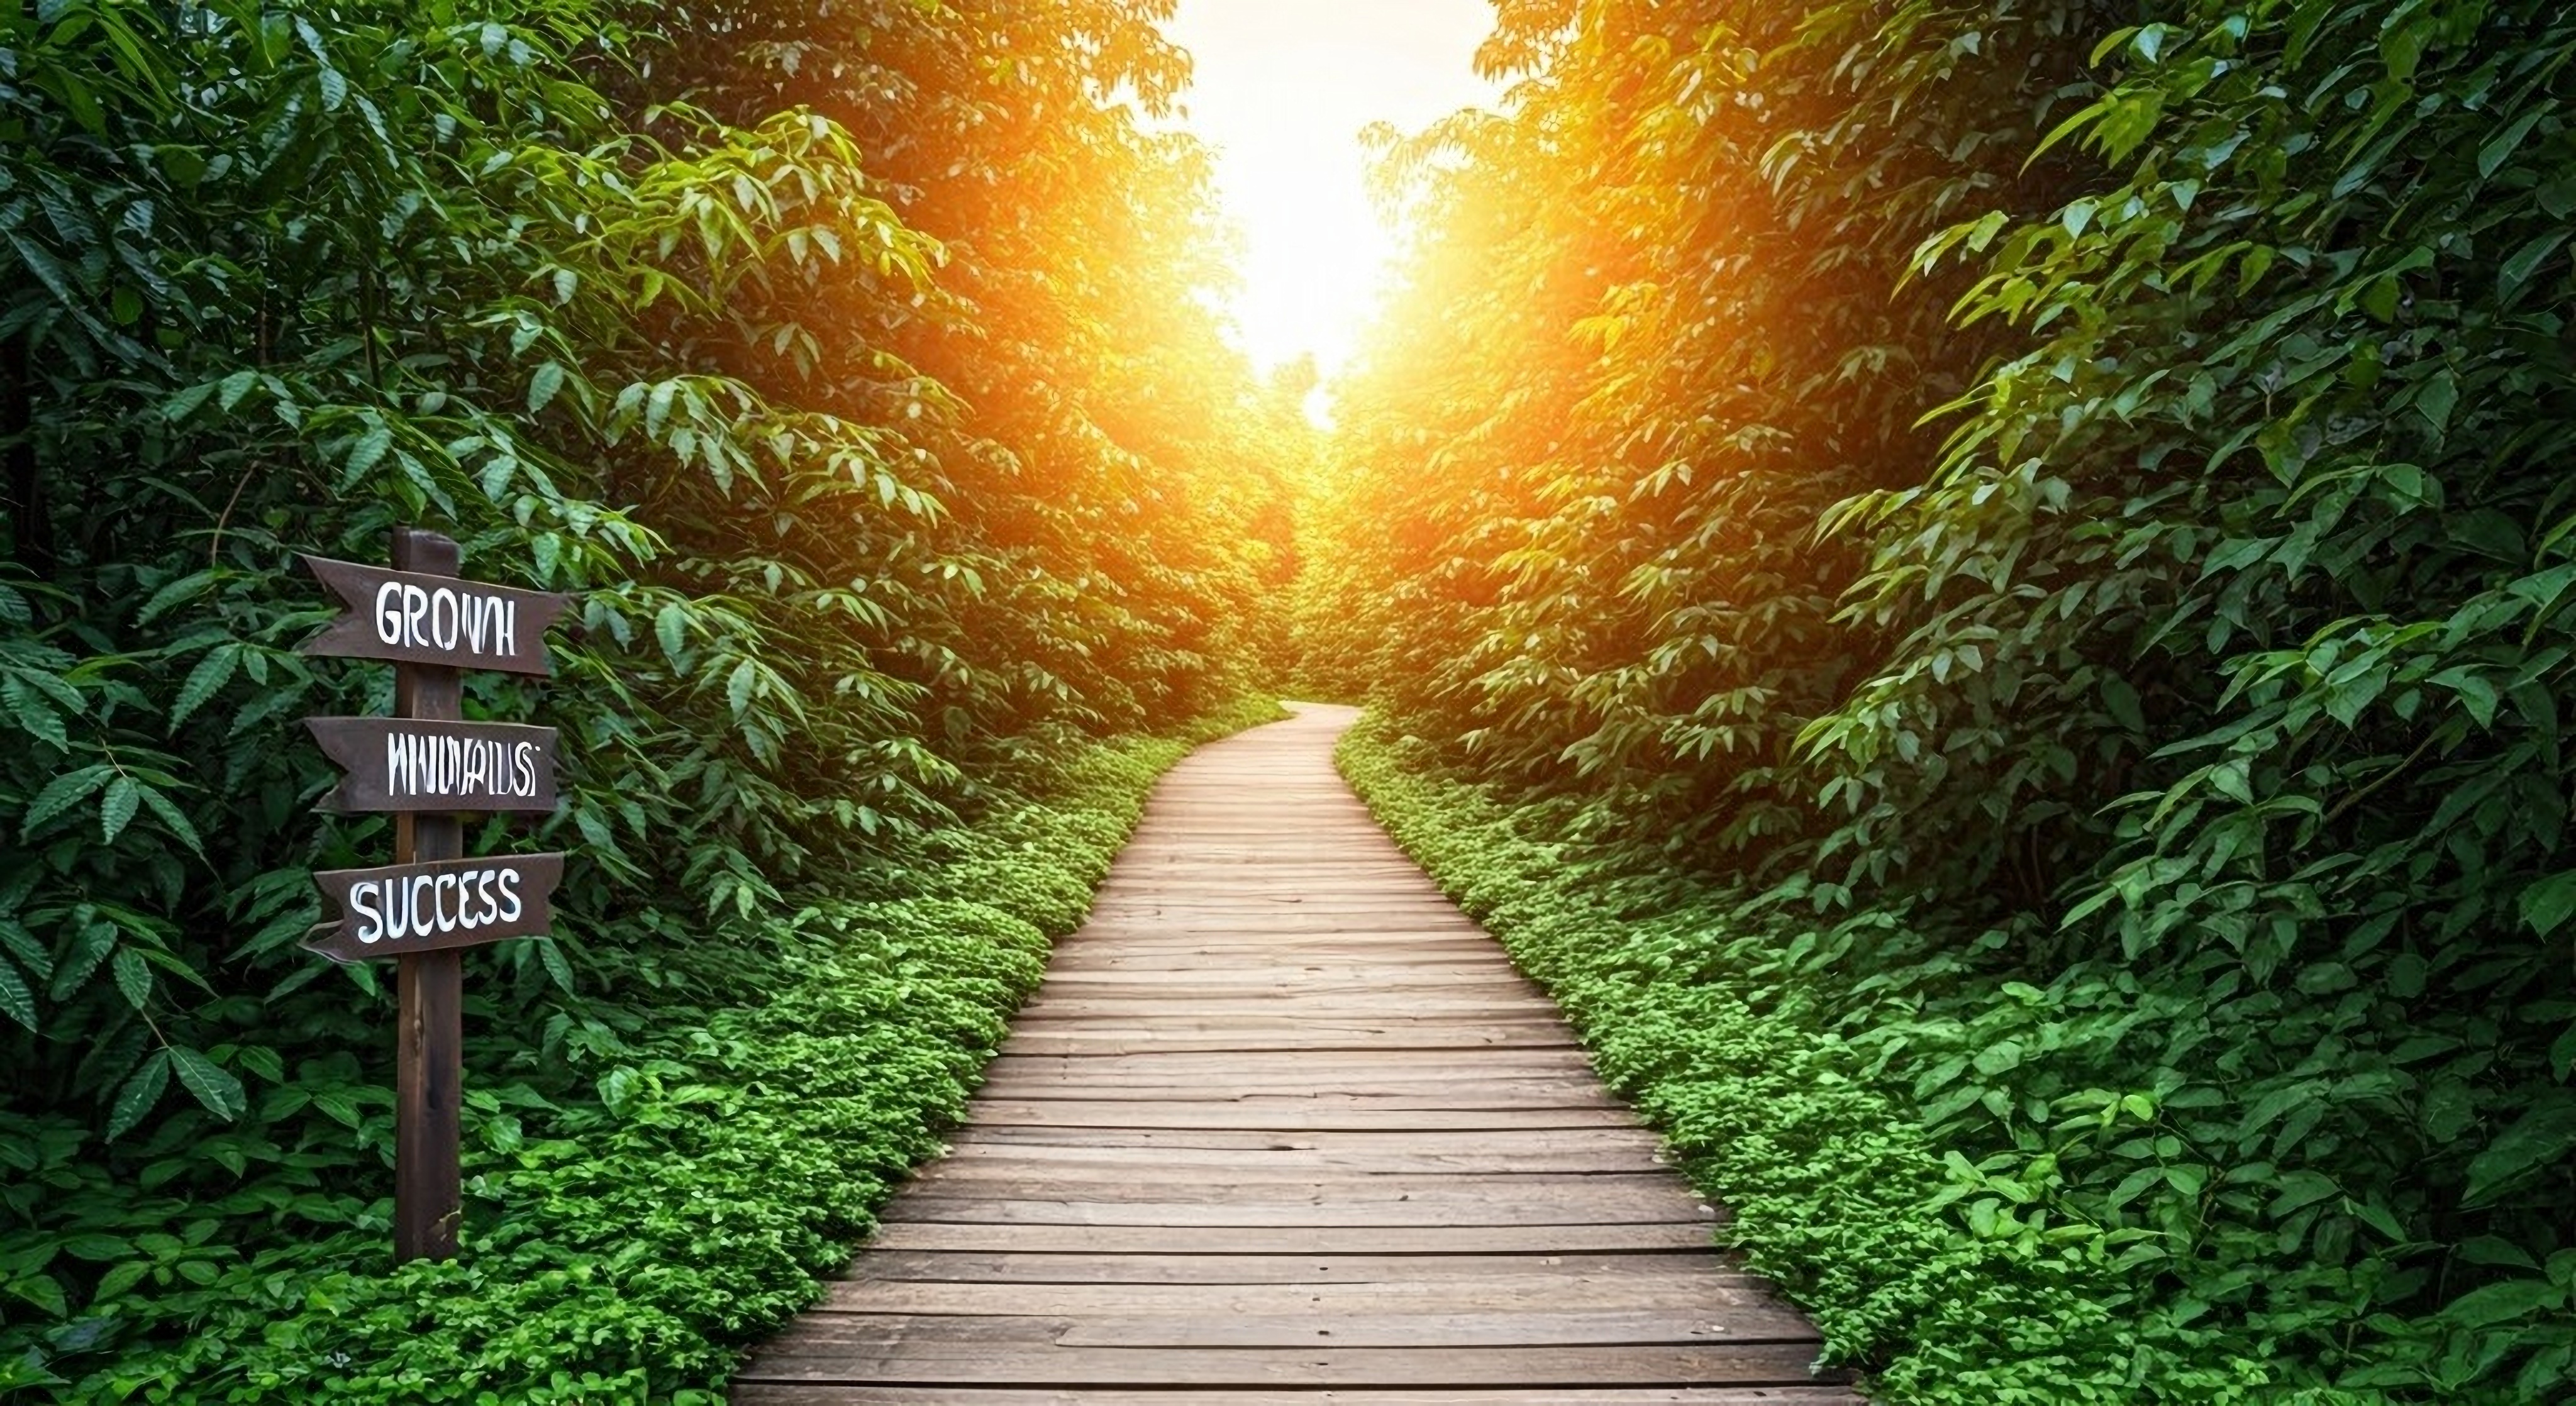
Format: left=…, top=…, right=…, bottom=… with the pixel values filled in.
left=733, top=704, right=1856, bottom=1404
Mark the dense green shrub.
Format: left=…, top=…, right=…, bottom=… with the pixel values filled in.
left=1345, top=716, right=2285, bottom=1403
left=1311, top=0, right=2576, bottom=1398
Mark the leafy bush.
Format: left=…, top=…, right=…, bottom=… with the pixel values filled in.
left=1311, top=1, right=2576, bottom=1399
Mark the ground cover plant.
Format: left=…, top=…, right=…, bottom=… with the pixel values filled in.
left=1, top=0, right=1298, bottom=1397
left=1311, top=0, right=2576, bottom=1400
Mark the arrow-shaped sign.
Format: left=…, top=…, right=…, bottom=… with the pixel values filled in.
left=297, top=555, right=572, bottom=675
left=305, top=717, right=559, bottom=814
left=303, top=853, right=565, bottom=964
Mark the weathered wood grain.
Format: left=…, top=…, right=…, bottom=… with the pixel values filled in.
left=737, top=1342, right=1841, bottom=1388
left=731, top=704, right=1856, bottom=1402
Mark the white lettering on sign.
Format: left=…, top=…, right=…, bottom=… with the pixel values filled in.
left=380, top=731, right=546, bottom=801
left=349, top=865, right=528, bottom=944
left=371, top=581, right=520, bottom=661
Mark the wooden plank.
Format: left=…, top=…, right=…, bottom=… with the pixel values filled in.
left=762, top=1309, right=1816, bottom=1350
left=963, top=1099, right=1635, bottom=1132
left=736, top=1380, right=1865, bottom=1390
left=816, top=1275, right=1797, bottom=1316
left=935, top=1141, right=1666, bottom=1176
left=735, top=1340, right=1841, bottom=1388
left=879, top=1193, right=1714, bottom=1229
left=861, top=1222, right=1717, bottom=1254
left=968, top=1081, right=1619, bottom=1107
left=304, top=852, right=565, bottom=963
left=999, top=1029, right=1580, bottom=1049
left=1027, top=974, right=1541, bottom=993
left=917, top=1143, right=1679, bottom=1174
left=953, top=1117, right=1669, bottom=1148
left=296, top=551, right=570, bottom=674
left=841, top=1251, right=1757, bottom=1287
left=304, top=716, right=559, bottom=814
left=899, top=1170, right=1708, bottom=1212
left=981, top=1051, right=1602, bottom=1078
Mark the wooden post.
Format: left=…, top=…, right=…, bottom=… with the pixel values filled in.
left=390, top=527, right=464, bottom=1263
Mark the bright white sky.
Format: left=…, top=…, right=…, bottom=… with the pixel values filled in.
left=1161, top=1, right=1499, bottom=375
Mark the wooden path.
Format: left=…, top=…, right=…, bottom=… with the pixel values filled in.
left=733, top=704, right=1857, bottom=1404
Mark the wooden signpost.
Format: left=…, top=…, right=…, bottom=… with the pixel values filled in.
left=297, top=528, right=572, bottom=1263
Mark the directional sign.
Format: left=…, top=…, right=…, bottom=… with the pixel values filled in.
left=303, top=852, right=565, bottom=964
left=305, top=717, right=559, bottom=814
left=297, top=555, right=572, bottom=675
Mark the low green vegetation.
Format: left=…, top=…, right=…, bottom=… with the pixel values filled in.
left=1349, top=717, right=2292, bottom=1402
left=1311, top=1, right=2576, bottom=1400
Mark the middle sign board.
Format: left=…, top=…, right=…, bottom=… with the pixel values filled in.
left=304, top=717, right=559, bottom=814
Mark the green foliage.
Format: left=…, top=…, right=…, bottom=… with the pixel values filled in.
left=1352, top=717, right=2343, bottom=1403
left=1311, top=0, right=2576, bottom=1400
left=1, top=0, right=1294, bottom=1395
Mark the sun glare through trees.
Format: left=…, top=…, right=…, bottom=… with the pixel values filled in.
left=4, top=1, right=2573, bottom=1402
left=1162, top=1, right=1496, bottom=386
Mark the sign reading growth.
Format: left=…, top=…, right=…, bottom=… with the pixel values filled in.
left=304, top=717, right=559, bottom=813
left=297, top=553, right=573, bottom=675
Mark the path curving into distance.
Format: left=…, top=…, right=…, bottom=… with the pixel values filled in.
left=731, top=704, right=1858, bottom=1404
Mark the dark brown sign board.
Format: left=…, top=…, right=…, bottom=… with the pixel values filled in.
left=303, top=852, right=565, bottom=964
left=297, top=554, right=573, bottom=675
left=305, top=717, right=559, bottom=814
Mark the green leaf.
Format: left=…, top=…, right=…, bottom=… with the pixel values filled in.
left=2414, top=369, right=2459, bottom=436
left=655, top=602, right=689, bottom=665
left=23, top=765, right=113, bottom=835
left=2477, top=106, right=2547, bottom=178
left=0, top=958, right=36, bottom=1031
left=170, top=644, right=240, bottom=728
left=99, top=777, right=141, bottom=845
left=528, top=361, right=567, bottom=414
left=6, top=1273, right=66, bottom=1319
left=2443, top=1278, right=2565, bottom=1330
left=536, top=936, right=575, bottom=997
left=111, top=948, right=152, bottom=1010
left=345, top=421, right=394, bottom=479
left=0, top=919, right=51, bottom=981
left=2518, top=871, right=2576, bottom=938
left=2101, top=675, right=2145, bottom=733
left=726, top=659, right=757, bottom=716
left=134, top=568, right=222, bottom=626
left=168, top=1046, right=246, bottom=1122
left=93, top=1261, right=150, bottom=1300
left=136, top=786, right=206, bottom=860
left=2498, top=230, right=2568, bottom=306
left=645, top=379, right=678, bottom=438
left=106, top=1051, right=170, bottom=1139
left=1, top=675, right=73, bottom=753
